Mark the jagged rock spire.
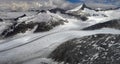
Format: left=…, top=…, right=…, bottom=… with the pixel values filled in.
left=67, top=3, right=87, bottom=12
left=80, top=3, right=87, bottom=10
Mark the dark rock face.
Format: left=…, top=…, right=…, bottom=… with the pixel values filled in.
left=0, top=18, right=3, bottom=22
left=1, top=22, right=35, bottom=38
left=80, top=3, right=89, bottom=10
left=40, top=8, right=88, bottom=21
left=67, top=13, right=88, bottom=21
left=83, top=19, right=120, bottom=30
left=49, top=34, right=120, bottom=64
left=49, top=8, right=66, bottom=14
left=37, top=8, right=88, bottom=21
left=34, top=19, right=66, bottom=33
left=1, top=19, right=66, bottom=38
left=39, top=10, right=47, bottom=13
left=80, top=16, right=88, bottom=21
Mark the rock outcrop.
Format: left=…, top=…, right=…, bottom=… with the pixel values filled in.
left=49, top=34, right=120, bottom=64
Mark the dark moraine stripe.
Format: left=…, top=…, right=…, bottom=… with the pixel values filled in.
left=82, top=19, right=120, bottom=30
left=49, top=34, right=120, bottom=64
left=0, top=19, right=67, bottom=38
left=14, top=14, right=27, bottom=21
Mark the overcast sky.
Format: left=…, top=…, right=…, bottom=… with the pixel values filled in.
left=0, top=0, right=119, bottom=4
left=0, top=0, right=120, bottom=6
left=0, top=0, right=119, bottom=11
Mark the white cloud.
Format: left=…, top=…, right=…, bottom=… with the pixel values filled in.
left=0, top=0, right=119, bottom=11
left=0, top=0, right=79, bottom=11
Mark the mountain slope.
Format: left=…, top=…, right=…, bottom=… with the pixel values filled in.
left=49, top=34, right=120, bottom=64
left=0, top=3, right=120, bottom=64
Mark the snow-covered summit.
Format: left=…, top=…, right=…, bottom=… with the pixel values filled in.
left=66, top=3, right=87, bottom=12
left=66, top=3, right=120, bottom=19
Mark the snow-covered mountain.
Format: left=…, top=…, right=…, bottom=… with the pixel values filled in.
left=0, top=3, right=120, bottom=64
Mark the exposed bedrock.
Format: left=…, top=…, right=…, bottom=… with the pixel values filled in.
left=82, top=19, right=120, bottom=30
left=49, top=34, right=120, bottom=64
left=0, top=19, right=67, bottom=38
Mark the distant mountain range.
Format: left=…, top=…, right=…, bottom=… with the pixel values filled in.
left=0, top=3, right=120, bottom=64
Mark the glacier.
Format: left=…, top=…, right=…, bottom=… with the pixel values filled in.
left=0, top=3, right=120, bottom=64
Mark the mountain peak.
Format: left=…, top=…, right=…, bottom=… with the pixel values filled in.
left=75, top=3, right=85, bottom=10
left=80, top=3, right=87, bottom=10
left=67, top=3, right=87, bottom=12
